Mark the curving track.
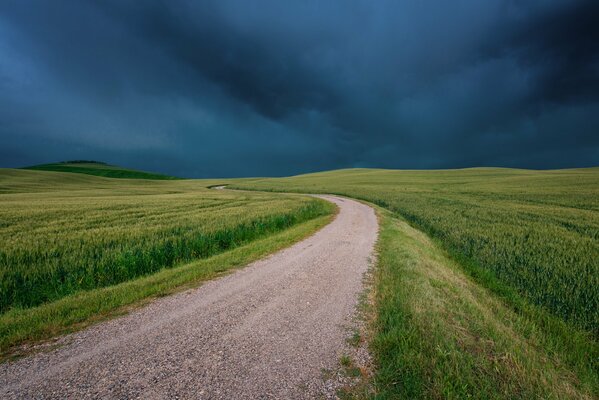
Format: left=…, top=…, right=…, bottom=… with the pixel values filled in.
left=0, top=195, right=378, bottom=399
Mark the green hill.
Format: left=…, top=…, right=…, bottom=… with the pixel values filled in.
left=24, top=161, right=179, bottom=180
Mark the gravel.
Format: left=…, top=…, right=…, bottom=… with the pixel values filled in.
left=0, top=195, right=378, bottom=399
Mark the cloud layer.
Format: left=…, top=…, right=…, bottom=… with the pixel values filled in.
left=1, top=0, right=598, bottom=177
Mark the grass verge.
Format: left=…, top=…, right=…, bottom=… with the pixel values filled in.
left=232, top=167, right=599, bottom=334
left=0, top=211, right=334, bottom=362
left=1, top=200, right=331, bottom=312
left=371, top=207, right=598, bottom=399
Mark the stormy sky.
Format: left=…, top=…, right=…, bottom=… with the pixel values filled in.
left=1, top=1, right=598, bottom=177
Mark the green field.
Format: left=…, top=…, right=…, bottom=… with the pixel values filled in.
left=24, top=161, right=179, bottom=180
left=0, top=168, right=333, bottom=355
left=233, top=168, right=599, bottom=333
left=233, top=167, right=599, bottom=398
left=2, top=164, right=597, bottom=397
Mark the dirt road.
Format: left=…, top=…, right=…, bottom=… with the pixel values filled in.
left=0, top=195, right=378, bottom=399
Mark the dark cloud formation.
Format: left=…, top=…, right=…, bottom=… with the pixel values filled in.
left=1, top=0, right=598, bottom=177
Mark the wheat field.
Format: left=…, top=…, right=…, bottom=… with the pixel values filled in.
left=0, top=169, right=330, bottom=313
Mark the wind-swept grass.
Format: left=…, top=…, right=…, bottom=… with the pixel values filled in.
left=0, top=212, right=332, bottom=359
left=0, top=169, right=333, bottom=353
left=233, top=167, right=599, bottom=334
left=371, top=209, right=597, bottom=399
left=233, top=167, right=599, bottom=398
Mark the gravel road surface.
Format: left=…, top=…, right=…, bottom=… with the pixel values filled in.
left=0, top=195, right=378, bottom=399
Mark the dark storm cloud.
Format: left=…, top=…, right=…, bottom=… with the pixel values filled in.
left=0, top=0, right=597, bottom=177
left=487, top=0, right=599, bottom=105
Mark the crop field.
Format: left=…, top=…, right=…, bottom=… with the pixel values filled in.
left=0, top=169, right=331, bottom=314
left=2, top=165, right=596, bottom=397
left=233, top=167, right=599, bottom=397
left=234, top=167, right=599, bottom=335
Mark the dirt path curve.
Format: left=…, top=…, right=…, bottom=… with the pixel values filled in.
left=0, top=195, right=378, bottom=399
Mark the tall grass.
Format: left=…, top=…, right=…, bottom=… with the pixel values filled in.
left=233, top=167, right=599, bottom=335
left=371, top=209, right=597, bottom=399
left=233, top=167, right=599, bottom=398
left=0, top=169, right=330, bottom=313
left=0, top=213, right=333, bottom=358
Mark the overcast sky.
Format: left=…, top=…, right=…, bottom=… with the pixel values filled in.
left=1, top=0, right=598, bottom=177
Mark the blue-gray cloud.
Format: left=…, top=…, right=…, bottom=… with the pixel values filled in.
left=0, top=0, right=597, bottom=177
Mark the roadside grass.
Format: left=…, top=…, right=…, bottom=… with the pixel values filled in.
left=0, top=169, right=331, bottom=312
left=232, top=167, right=599, bottom=398
left=232, top=167, right=599, bottom=335
left=0, top=169, right=335, bottom=356
left=340, top=355, right=362, bottom=378
left=0, top=212, right=333, bottom=360
left=24, top=161, right=180, bottom=180
left=372, top=208, right=597, bottom=399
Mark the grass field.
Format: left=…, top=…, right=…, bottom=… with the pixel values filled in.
left=0, top=169, right=333, bottom=355
left=370, top=209, right=597, bottom=399
left=232, top=167, right=599, bottom=398
left=2, top=165, right=597, bottom=397
left=24, top=161, right=179, bottom=180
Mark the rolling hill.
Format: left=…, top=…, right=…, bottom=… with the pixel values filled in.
left=24, top=161, right=180, bottom=180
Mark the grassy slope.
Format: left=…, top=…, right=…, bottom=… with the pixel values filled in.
left=373, top=209, right=596, bottom=399
left=24, top=161, right=179, bottom=180
left=232, top=167, right=598, bottom=399
left=1, top=212, right=332, bottom=361
left=0, top=169, right=334, bottom=357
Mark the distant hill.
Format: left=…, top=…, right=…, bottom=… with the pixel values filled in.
left=24, top=161, right=180, bottom=180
